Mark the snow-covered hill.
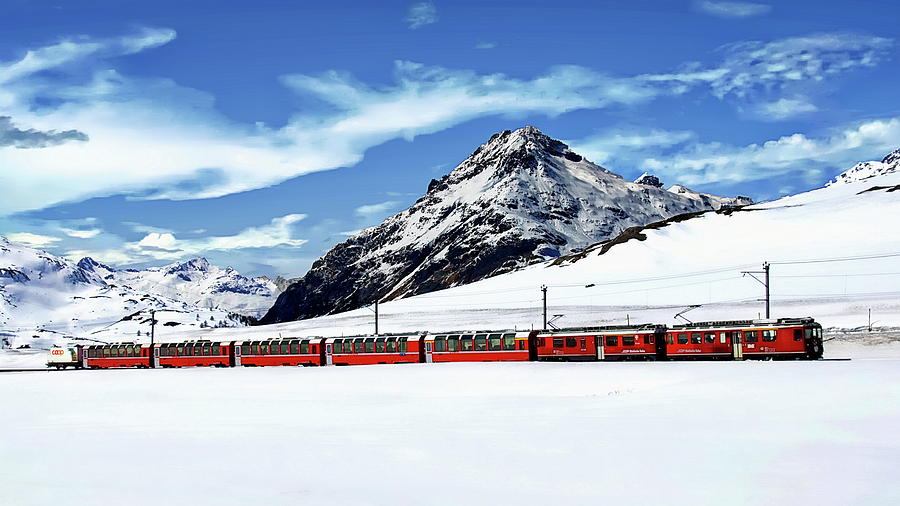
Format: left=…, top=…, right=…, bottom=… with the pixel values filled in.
left=82, top=257, right=280, bottom=317
left=827, top=147, right=900, bottom=186
left=263, top=126, right=750, bottom=323
left=0, top=241, right=264, bottom=350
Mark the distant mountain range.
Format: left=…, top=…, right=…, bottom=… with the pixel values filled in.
left=262, top=126, right=752, bottom=323
left=0, top=240, right=279, bottom=348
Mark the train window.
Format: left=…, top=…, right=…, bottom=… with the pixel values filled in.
left=690, top=333, right=701, bottom=345
left=744, top=331, right=758, bottom=343
left=719, top=333, right=727, bottom=344
left=762, top=330, right=776, bottom=342
left=196, top=345, right=205, bottom=356
left=273, top=343, right=283, bottom=354
left=461, top=336, right=474, bottom=351
left=434, top=337, right=446, bottom=352
left=489, top=334, right=502, bottom=351
left=606, top=336, right=618, bottom=347
left=704, top=333, right=715, bottom=344
left=376, top=339, right=386, bottom=353
left=536, top=337, right=544, bottom=347
left=386, top=338, right=397, bottom=353
left=448, top=336, right=459, bottom=352
left=666, top=334, right=674, bottom=345
left=203, top=345, right=211, bottom=356
left=677, top=334, right=688, bottom=345
left=289, top=342, right=299, bottom=354
left=503, top=334, right=516, bottom=350
left=793, top=329, right=803, bottom=341
left=241, top=344, right=250, bottom=355
left=177, top=343, right=185, bottom=356
left=565, top=337, right=577, bottom=347
left=399, top=338, right=408, bottom=354
left=351, top=339, right=362, bottom=353
left=647, top=335, right=655, bottom=344
left=731, top=332, right=742, bottom=344
left=553, top=338, right=564, bottom=348
left=250, top=343, right=259, bottom=355
left=622, top=336, right=635, bottom=346
left=365, top=339, right=375, bottom=353
left=805, top=328, right=814, bottom=340
left=519, top=340, right=526, bottom=350
left=300, top=341, right=310, bottom=354
left=475, top=335, right=487, bottom=351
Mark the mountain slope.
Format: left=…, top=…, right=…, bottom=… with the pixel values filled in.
left=262, top=126, right=750, bottom=323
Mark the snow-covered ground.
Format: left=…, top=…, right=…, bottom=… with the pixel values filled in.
left=2, top=346, right=899, bottom=505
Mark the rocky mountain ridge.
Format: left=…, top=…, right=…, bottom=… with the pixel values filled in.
left=827, top=148, right=900, bottom=186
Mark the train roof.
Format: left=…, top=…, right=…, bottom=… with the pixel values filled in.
left=426, top=329, right=522, bottom=336
left=671, top=317, right=817, bottom=330
left=538, top=324, right=664, bottom=335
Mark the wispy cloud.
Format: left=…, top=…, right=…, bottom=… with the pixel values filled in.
left=129, top=214, right=308, bottom=260
left=6, top=232, right=61, bottom=247
left=637, top=116, right=900, bottom=186
left=695, top=1, right=771, bottom=18
left=570, top=129, right=696, bottom=165
left=754, top=97, right=818, bottom=120
left=0, top=116, right=88, bottom=148
left=60, top=227, right=102, bottom=239
left=475, top=42, right=497, bottom=50
left=354, top=201, right=401, bottom=220
left=640, top=33, right=892, bottom=100
left=407, top=2, right=438, bottom=29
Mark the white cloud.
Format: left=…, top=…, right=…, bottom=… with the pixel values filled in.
left=407, top=2, right=438, bottom=29
left=570, top=129, right=696, bottom=165
left=755, top=97, right=819, bottom=120
left=639, top=116, right=900, bottom=186
left=128, top=214, right=308, bottom=260
left=475, top=42, right=497, bottom=50
left=6, top=232, right=61, bottom=247
left=0, top=28, right=891, bottom=217
left=60, top=228, right=102, bottom=239
left=355, top=201, right=401, bottom=220
left=640, top=33, right=892, bottom=100
left=695, top=1, right=772, bottom=18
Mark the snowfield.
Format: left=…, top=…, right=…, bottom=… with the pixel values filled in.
left=2, top=347, right=899, bottom=505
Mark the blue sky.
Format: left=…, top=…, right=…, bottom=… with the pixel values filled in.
left=1, top=0, right=898, bottom=277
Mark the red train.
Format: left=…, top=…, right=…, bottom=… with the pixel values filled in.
left=60, top=317, right=824, bottom=370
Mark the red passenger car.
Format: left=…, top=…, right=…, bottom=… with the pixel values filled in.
left=423, top=331, right=532, bottom=363
left=156, top=340, right=231, bottom=368
left=666, top=318, right=824, bottom=360
left=323, top=333, right=423, bottom=366
left=235, top=338, right=323, bottom=366
left=83, top=343, right=151, bottom=369
left=535, top=325, right=667, bottom=361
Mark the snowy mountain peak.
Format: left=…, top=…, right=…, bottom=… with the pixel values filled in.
left=827, top=147, right=900, bottom=186
left=164, top=257, right=211, bottom=275
left=76, top=256, right=115, bottom=273
left=262, top=126, right=751, bottom=323
left=635, top=173, right=664, bottom=188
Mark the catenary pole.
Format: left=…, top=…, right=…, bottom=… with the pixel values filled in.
left=541, top=285, right=547, bottom=330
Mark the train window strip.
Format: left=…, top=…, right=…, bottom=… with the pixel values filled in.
left=762, top=330, right=776, bottom=342
left=606, top=336, right=618, bottom=347
left=677, top=334, right=688, bottom=345
left=622, top=336, right=635, bottom=346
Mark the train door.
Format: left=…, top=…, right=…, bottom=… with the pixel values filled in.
left=595, top=336, right=605, bottom=361
left=424, top=341, right=433, bottom=363
left=234, top=344, right=242, bottom=367
left=731, top=332, right=743, bottom=360
left=152, top=347, right=160, bottom=368
left=325, top=343, right=333, bottom=365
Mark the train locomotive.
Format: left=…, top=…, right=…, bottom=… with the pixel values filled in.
left=47, top=317, right=824, bottom=370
